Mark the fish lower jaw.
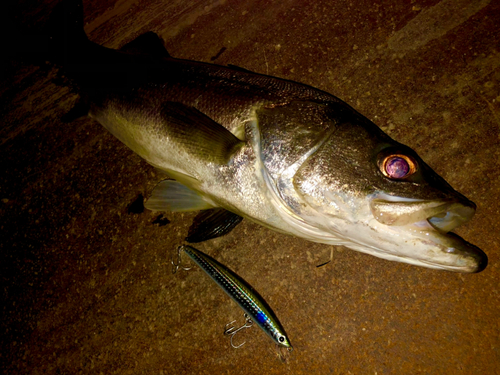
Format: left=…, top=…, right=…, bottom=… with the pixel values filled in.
left=342, top=237, right=484, bottom=273
left=369, top=221, right=487, bottom=272
left=279, top=213, right=479, bottom=272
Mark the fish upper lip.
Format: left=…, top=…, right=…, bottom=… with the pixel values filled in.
left=369, top=195, right=476, bottom=233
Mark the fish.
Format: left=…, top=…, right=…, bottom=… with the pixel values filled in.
left=177, top=245, right=293, bottom=353
left=36, top=0, right=487, bottom=273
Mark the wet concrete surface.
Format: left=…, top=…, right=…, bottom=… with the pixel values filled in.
left=1, top=0, right=499, bottom=373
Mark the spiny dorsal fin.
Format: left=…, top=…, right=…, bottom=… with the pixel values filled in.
left=119, top=32, right=170, bottom=58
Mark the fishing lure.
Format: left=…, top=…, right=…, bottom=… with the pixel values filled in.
left=174, top=245, right=293, bottom=357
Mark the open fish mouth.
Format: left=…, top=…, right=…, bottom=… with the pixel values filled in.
left=370, top=195, right=475, bottom=233
left=369, top=194, right=487, bottom=273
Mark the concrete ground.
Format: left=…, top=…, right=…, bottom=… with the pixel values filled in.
left=1, top=0, right=499, bottom=374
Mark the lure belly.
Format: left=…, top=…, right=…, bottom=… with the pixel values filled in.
left=180, top=245, right=293, bottom=350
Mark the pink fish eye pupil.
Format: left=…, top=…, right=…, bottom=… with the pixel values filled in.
left=385, top=156, right=409, bottom=178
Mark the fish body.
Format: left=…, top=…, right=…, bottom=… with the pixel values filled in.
left=180, top=245, right=292, bottom=350
left=43, top=0, right=487, bottom=272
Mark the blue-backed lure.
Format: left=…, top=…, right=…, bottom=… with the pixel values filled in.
left=175, top=245, right=293, bottom=358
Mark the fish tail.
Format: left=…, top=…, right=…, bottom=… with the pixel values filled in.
left=9, top=0, right=92, bottom=67
left=33, top=0, right=129, bottom=92
left=44, top=0, right=90, bottom=66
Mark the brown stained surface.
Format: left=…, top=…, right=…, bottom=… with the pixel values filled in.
left=1, top=0, right=499, bottom=374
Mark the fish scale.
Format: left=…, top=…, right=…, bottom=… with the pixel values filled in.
left=181, top=245, right=292, bottom=349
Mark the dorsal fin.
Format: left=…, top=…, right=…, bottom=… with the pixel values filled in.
left=119, top=32, right=170, bottom=58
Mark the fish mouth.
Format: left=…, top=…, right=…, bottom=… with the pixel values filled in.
left=369, top=194, right=487, bottom=273
left=370, top=193, right=476, bottom=232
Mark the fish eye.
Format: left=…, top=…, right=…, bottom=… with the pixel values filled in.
left=381, top=154, right=417, bottom=179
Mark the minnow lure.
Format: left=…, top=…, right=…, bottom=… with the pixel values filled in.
left=176, top=245, right=293, bottom=353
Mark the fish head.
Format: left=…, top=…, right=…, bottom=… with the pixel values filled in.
left=263, top=102, right=487, bottom=272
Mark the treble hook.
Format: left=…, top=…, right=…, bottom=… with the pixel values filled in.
left=171, top=246, right=192, bottom=274
left=224, top=313, right=254, bottom=348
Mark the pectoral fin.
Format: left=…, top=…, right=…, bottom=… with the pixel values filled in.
left=186, top=208, right=244, bottom=243
left=161, top=102, right=243, bottom=165
left=144, top=180, right=215, bottom=212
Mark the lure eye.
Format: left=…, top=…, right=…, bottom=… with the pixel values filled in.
left=279, top=336, right=285, bottom=342
left=381, top=154, right=416, bottom=179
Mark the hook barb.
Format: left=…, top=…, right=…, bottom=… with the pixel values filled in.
left=171, top=245, right=192, bottom=274
left=223, top=313, right=253, bottom=348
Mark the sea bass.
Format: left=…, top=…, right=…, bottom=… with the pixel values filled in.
left=41, top=0, right=486, bottom=272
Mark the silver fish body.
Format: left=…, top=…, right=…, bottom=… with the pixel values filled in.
left=49, top=1, right=487, bottom=273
